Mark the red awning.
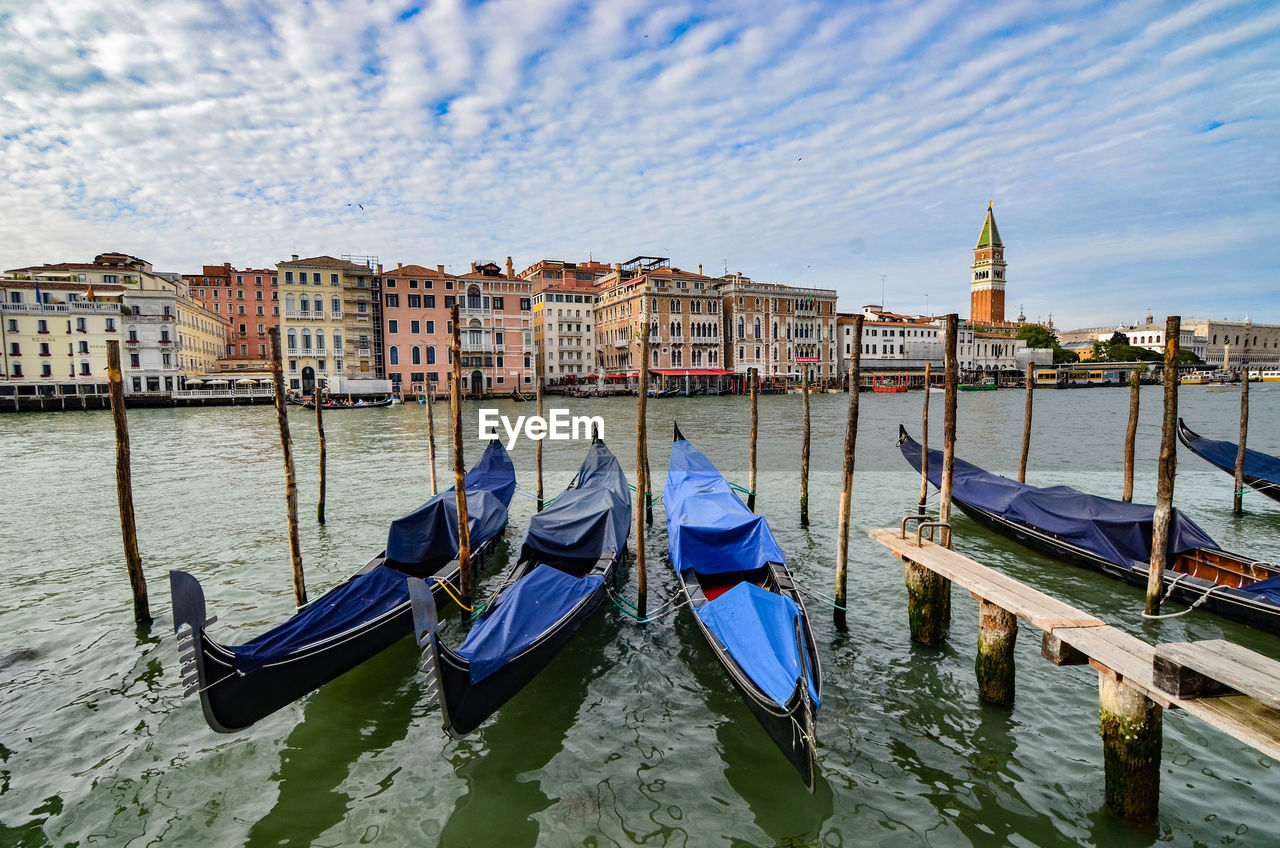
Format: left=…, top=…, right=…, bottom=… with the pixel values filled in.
left=605, top=373, right=637, bottom=380
left=650, top=369, right=735, bottom=376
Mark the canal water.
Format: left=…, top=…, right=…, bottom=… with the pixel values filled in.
left=2, top=386, right=1278, bottom=847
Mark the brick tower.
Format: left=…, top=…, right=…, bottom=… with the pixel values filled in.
left=970, top=202, right=1006, bottom=325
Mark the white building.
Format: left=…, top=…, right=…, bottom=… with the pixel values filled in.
left=1185, top=318, right=1280, bottom=369
left=534, top=285, right=597, bottom=381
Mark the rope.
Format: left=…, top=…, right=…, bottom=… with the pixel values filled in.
left=1141, top=580, right=1230, bottom=620
left=793, top=579, right=847, bottom=612
left=605, top=586, right=689, bottom=623
left=195, top=667, right=243, bottom=693
left=627, top=484, right=663, bottom=504
left=729, top=483, right=757, bottom=497
left=430, top=576, right=476, bottom=612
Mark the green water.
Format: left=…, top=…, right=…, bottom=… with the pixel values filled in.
left=2, top=386, right=1278, bottom=847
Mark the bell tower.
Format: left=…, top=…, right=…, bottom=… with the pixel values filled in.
left=970, top=202, right=1006, bottom=324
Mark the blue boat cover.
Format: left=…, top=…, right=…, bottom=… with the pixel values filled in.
left=698, top=582, right=819, bottom=709
left=899, top=429, right=1219, bottom=569
left=664, top=438, right=785, bottom=575
left=457, top=564, right=604, bottom=683
left=1180, top=423, right=1280, bottom=490
left=386, top=440, right=517, bottom=571
left=518, top=441, right=631, bottom=567
left=229, top=441, right=515, bottom=673
left=1239, top=575, right=1280, bottom=606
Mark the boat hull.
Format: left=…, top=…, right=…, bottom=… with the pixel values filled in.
left=1177, top=420, right=1280, bottom=504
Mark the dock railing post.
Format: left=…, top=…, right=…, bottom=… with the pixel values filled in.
left=536, top=350, right=545, bottom=511
left=426, top=379, right=438, bottom=496
left=107, top=340, right=151, bottom=625
left=1123, top=368, right=1139, bottom=502
left=450, top=305, right=472, bottom=608
left=748, top=366, right=758, bottom=513
left=903, top=314, right=957, bottom=645
left=834, top=316, right=862, bottom=632
left=635, top=312, right=650, bottom=618
left=1145, top=316, right=1180, bottom=617
left=1234, top=340, right=1250, bottom=516
left=315, top=384, right=326, bottom=525
left=800, top=364, right=810, bottom=526
left=269, top=328, right=306, bottom=607
left=918, top=363, right=930, bottom=515
left=1018, top=362, right=1033, bottom=484
left=1099, top=671, right=1163, bottom=823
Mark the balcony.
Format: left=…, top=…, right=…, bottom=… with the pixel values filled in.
left=125, top=338, right=140, bottom=345
left=0, top=301, right=123, bottom=314
left=357, top=348, right=371, bottom=358
left=284, top=310, right=325, bottom=320
left=461, top=339, right=496, bottom=353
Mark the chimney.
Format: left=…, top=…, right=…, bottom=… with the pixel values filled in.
left=291, top=254, right=299, bottom=262
left=224, top=262, right=231, bottom=269
left=397, top=262, right=403, bottom=271
left=505, top=256, right=514, bottom=278
left=437, top=264, right=444, bottom=275
left=698, top=263, right=702, bottom=275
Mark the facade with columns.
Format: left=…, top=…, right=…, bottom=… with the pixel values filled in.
left=717, top=274, right=838, bottom=382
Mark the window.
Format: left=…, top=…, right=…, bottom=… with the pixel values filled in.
left=386, top=279, right=397, bottom=288
left=8, top=342, right=19, bottom=356
left=426, top=346, right=436, bottom=365
left=493, top=296, right=504, bottom=310
left=386, top=293, right=399, bottom=308
left=388, top=319, right=399, bottom=334
left=410, top=320, right=420, bottom=334
left=285, top=271, right=294, bottom=283
left=520, top=298, right=530, bottom=311
left=425, top=295, right=436, bottom=309
left=389, top=346, right=399, bottom=365
left=37, top=319, right=48, bottom=333
left=425, top=320, right=435, bottom=334
left=412, top=346, right=421, bottom=365
left=330, top=273, right=339, bottom=285
left=130, top=353, right=140, bottom=368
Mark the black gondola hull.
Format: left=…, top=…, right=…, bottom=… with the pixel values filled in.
left=171, top=545, right=494, bottom=733
left=1178, top=419, right=1280, bottom=504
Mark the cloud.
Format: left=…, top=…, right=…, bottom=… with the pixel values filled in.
left=0, top=0, right=1276, bottom=329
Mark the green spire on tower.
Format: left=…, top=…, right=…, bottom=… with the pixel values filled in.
left=976, top=201, right=1003, bottom=248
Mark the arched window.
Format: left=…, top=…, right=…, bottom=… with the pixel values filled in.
left=333, top=332, right=342, bottom=351
left=389, top=346, right=399, bottom=365
left=426, top=346, right=436, bottom=365
left=315, top=331, right=325, bottom=352
left=286, top=295, right=295, bottom=314
left=287, top=330, right=296, bottom=350
left=737, top=317, right=745, bottom=339
left=412, top=346, right=421, bottom=365
left=300, top=296, right=309, bottom=314
left=753, top=318, right=761, bottom=339
left=468, top=286, right=482, bottom=309
left=301, top=330, right=311, bottom=351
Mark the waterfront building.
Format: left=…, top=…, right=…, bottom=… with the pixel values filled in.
left=453, top=258, right=534, bottom=396
left=970, top=202, right=1008, bottom=326
left=185, top=264, right=279, bottom=369
left=962, top=325, right=1050, bottom=375
left=531, top=284, right=598, bottom=383
left=839, top=305, right=944, bottom=374
left=277, top=255, right=381, bottom=394
left=518, top=258, right=611, bottom=289
left=595, top=257, right=725, bottom=380
left=1095, top=314, right=1207, bottom=361
left=381, top=263, right=452, bottom=397
left=716, top=274, right=838, bottom=384
left=0, top=277, right=124, bottom=393
left=1184, top=318, right=1280, bottom=369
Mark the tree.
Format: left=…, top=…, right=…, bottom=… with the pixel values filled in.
left=1017, top=324, right=1057, bottom=349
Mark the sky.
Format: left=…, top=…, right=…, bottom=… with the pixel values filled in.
left=1, top=0, right=1277, bottom=330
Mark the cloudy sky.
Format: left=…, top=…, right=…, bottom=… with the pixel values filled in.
left=2, top=0, right=1277, bottom=328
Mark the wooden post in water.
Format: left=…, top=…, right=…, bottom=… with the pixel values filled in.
left=834, top=316, right=863, bottom=632
left=535, top=350, right=545, bottom=511
left=644, top=452, right=653, bottom=526
left=748, top=366, right=758, bottom=513
left=918, top=363, right=931, bottom=514
left=635, top=313, right=651, bottom=618
left=425, top=379, right=438, bottom=496
left=1234, top=351, right=1250, bottom=516
left=107, top=340, right=151, bottom=625
left=1144, top=316, right=1180, bottom=617
left=1122, top=368, right=1140, bottom=502
left=800, top=365, right=810, bottom=527
left=269, top=328, right=306, bottom=607
left=450, top=306, right=473, bottom=607
left=315, top=384, right=326, bottom=524
left=976, top=600, right=1017, bottom=706
left=904, top=314, right=957, bottom=645
left=1099, top=671, right=1162, bottom=823
left=1018, top=362, right=1034, bottom=484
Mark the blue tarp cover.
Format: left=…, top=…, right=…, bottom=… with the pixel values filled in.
left=1238, top=575, right=1280, bottom=606
left=900, top=430, right=1219, bottom=570
left=697, top=582, right=819, bottom=710
left=1181, top=425, right=1280, bottom=488
left=518, top=441, right=631, bottom=567
left=385, top=440, right=516, bottom=570
left=458, top=565, right=604, bottom=683
left=229, top=442, right=515, bottom=673
left=664, top=439, right=785, bottom=575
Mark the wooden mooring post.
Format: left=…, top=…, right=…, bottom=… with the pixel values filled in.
left=425, top=379, right=438, bottom=496
left=747, top=366, right=758, bottom=513
left=1099, top=670, right=1162, bottom=822
left=902, top=315, right=957, bottom=645
left=1145, top=316, right=1180, bottom=617
left=918, top=363, right=930, bottom=515
left=1018, top=362, right=1033, bottom=484
left=269, top=328, right=306, bottom=607
left=450, top=306, right=473, bottom=607
left=315, top=386, right=326, bottom=525
left=635, top=314, right=651, bottom=618
left=834, top=316, right=862, bottom=632
left=106, top=340, right=151, bottom=625
left=800, top=365, right=810, bottom=527
left=1234, top=352, right=1250, bottom=516
left=1122, top=368, right=1139, bottom=502
left=535, top=350, right=545, bottom=511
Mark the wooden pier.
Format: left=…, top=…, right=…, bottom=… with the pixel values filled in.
left=871, top=524, right=1280, bottom=820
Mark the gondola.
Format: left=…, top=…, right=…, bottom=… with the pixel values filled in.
left=510, top=388, right=529, bottom=403
left=664, top=424, right=822, bottom=790
left=408, top=437, right=631, bottom=737
left=170, top=441, right=517, bottom=732
left=297, top=396, right=395, bottom=409
left=898, top=426, right=1280, bottom=633
left=1178, top=419, right=1280, bottom=504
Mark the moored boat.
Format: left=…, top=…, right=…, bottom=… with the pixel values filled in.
left=409, top=437, right=631, bottom=737
left=898, top=426, right=1280, bottom=633
left=170, top=441, right=517, bottom=732
left=297, top=396, right=395, bottom=409
left=1178, top=419, right=1280, bottom=504
left=664, top=424, right=822, bottom=790
left=957, top=381, right=996, bottom=391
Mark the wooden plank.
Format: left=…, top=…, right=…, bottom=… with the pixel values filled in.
left=1177, top=695, right=1280, bottom=762
left=1153, top=640, right=1280, bottom=708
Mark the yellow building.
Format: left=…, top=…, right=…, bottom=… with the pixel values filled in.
left=277, top=255, right=380, bottom=394
left=177, top=297, right=231, bottom=377
left=0, top=277, right=126, bottom=386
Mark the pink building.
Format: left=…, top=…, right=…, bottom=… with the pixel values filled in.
left=381, top=263, right=452, bottom=397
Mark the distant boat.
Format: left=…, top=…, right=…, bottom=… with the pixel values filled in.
left=664, top=424, right=822, bottom=790
left=169, top=441, right=517, bottom=732
left=510, top=388, right=529, bottom=402
left=296, top=396, right=394, bottom=409
left=1178, top=419, right=1280, bottom=505
left=957, top=381, right=996, bottom=392
left=898, top=425, right=1280, bottom=633
left=409, top=437, right=630, bottom=737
